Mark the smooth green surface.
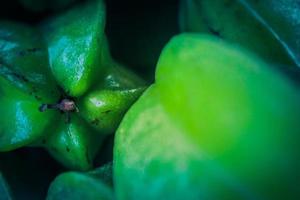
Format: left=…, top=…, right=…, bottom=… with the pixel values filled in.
left=180, top=0, right=300, bottom=67
left=0, top=76, right=57, bottom=151
left=78, top=63, right=145, bottom=133
left=101, top=63, right=145, bottom=90
left=41, top=0, right=106, bottom=97
left=0, top=21, right=59, bottom=102
left=114, top=34, right=300, bottom=199
left=79, top=88, right=145, bottom=133
left=42, top=116, right=104, bottom=170
left=47, top=165, right=114, bottom=200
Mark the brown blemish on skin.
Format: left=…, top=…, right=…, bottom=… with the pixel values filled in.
left=11, top=72, right=29, bottom=83
left=34, top=95, right=42, bottom=101
left=102, top=110, right=112, bottom=114
left=91, top=118, right=100, bottom=126
left=39, top=98, right=78, bottom=114
left=66, top=147, right=70, bottom=152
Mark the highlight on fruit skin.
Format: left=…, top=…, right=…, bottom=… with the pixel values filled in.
left=1, top=0, right=300, bottom=199
left=0, top=0, right=146, bottom=171
left=114, top=33, right=300, bottom=200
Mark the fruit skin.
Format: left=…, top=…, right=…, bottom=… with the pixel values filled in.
left=0, top=21, right=60, bottom=103
left=78, top=62, right=146, bottom=133
left=114, top=34, right=300, bottom=200
left=179, top=0, right=300, bottom=68
left=0, top=0, right=145, bottom=171
left=40, top=0, right=106, bottom=97
left=0, top=76, right=57, bottom=151
left=47, top=163, right=113, bottom=200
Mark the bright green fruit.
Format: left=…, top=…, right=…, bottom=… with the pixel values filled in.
left=41, top=0, right=106, bottom=97
left=42, top=115, right=103, bottom=170
left=0, top=76, right=57, bottom=151
left=47, top=164, right=114, bottom=200
left=114, top=34, right=300, bottom=200
left=0, top=21, right=60, bottom=102
left=180, top=0, right=300, bottom=67
left=0, top=0, right=145, bottom=171
left=78, top=63, right=145, bottom=133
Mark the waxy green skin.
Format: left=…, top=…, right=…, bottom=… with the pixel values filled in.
left=0, top=76, right=57, bottom=151
left=0, top=21, right=60, bottom=102
left=41, top=0, right=106, bottom=97
left=47, top=163, right=113, bottom=200
left=114, top=34, right=300, bottom=200
left=0, top=22, right=59, bottom=151
left=0, top=0, right=145, bottom=171
left=180, top=0, right=300, bottom=68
